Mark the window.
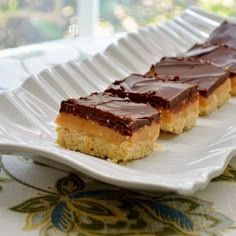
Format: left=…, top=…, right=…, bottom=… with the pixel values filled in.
left=0, top=0, right=235, bottom=50
left=0, top=0, right=80, bottom=49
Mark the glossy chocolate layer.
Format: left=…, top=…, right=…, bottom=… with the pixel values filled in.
left=60, top=92, right=160, bottom=136
left=182, top=44, right=236, bottom=74
left=146, top=58, right=229, bottom=97
left=206, top=21, right=236, bottom=48
left=105, top=74, right=198, bottom=109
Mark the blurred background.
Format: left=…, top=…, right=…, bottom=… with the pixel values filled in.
left=0, top=0, right=236, bottom=50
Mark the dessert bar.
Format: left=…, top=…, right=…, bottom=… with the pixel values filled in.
left=105, top=74, right=199, bottom=134
left=206, top=21, right=236, bottom=49
left=55, top=92, right=161, bottom=162
left=183, top=44, right=236, bottom=95
left=146, top=58, right=231, bottom=115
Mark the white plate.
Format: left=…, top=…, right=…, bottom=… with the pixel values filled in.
left=0, top=6, right=236, bottom=195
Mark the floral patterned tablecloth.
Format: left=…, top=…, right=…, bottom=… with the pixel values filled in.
left=0, top=39, right=236, bottom=236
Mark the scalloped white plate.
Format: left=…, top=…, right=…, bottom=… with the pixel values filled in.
left=0, top=6, right=236, bottom=195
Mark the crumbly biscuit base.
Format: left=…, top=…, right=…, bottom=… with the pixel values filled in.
left=230, top=76, right=236, bottom=96
left=159, top=93, right=199, bottom=134
left=56, top=114, right=160, bottom=162
left=199, top=79, right=231, bottom=116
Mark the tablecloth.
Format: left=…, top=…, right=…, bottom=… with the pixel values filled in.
left=0, top=38, right=236, bottom=236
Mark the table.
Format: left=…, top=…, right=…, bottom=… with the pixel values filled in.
left=0, top=38, right=236, bottom=236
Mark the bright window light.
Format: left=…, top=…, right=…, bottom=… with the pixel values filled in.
left=0, top=0, right=235, bottom=50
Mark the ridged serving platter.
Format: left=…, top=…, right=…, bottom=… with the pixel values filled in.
left=0, top=6, right=235, bottom=195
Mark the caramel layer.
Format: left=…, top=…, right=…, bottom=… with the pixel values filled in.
left=230, top=76, right=236, bottom=96
left=56, top=113, right=160, bottom=145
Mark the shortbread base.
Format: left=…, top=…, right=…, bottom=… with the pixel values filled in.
left=56, top=114, right=160, bottom=162
left=199, top=79, right=231, bottom=116
left=159, top=93, right=199, bottom=134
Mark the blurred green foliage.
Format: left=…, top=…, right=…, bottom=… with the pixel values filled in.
left=199, top=2, right=236, bottom=17
left=99, top=0, right=236, bottom=33
left=0, top=0, right=236, bottom=49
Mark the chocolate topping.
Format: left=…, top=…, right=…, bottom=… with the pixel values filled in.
left=147, top=58, right=229, bottom=97
left=105, top=74, right=198, bottom=109
left=206, top=21, right=236, bottom=49
left=183, top=44, right=236, bottom=74
left=60, top=92, right=160, bottom=136
left=182, top=44, right=220, bottom=58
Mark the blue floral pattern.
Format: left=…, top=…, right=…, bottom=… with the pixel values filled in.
left=10, top=173, right=234, bottom=236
